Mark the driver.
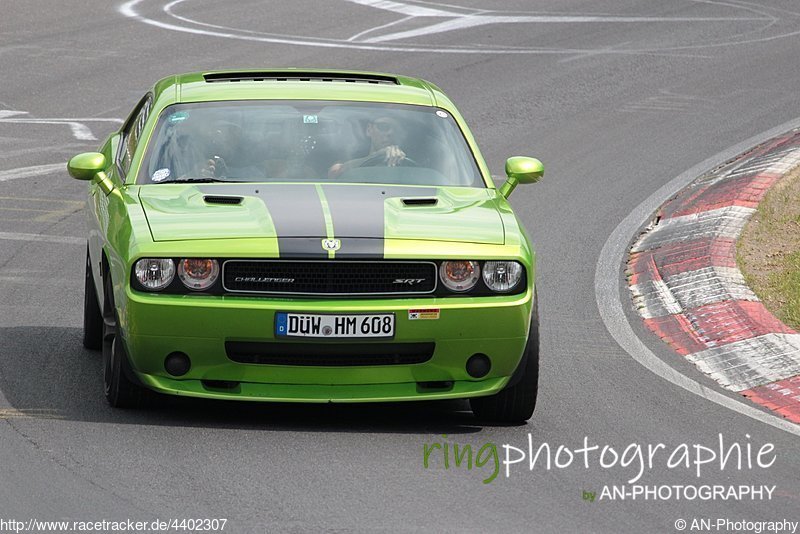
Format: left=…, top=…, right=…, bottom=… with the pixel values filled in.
left=328, top=116, right=407, bottom=179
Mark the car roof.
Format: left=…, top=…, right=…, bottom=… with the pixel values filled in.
left=152, top=69, right=449, bottom=108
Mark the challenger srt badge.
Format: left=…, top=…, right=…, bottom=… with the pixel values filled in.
left=394, top=278, right=426, bottom=285
left=321, top=238, right=341, bottom=251
left=234, top=277, right=295, bottom=283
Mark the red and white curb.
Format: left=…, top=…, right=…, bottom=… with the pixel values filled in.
left=627, top=130, right=800, bottom=424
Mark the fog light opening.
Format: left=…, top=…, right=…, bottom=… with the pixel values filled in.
left=164, top=352, right=191, bottom=376
left=466, top=353, right=491, bottom=378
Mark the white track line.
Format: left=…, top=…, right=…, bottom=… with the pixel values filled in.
left=0, top=111, right=122, bottom=141
left=595, top=117, right=800, bottom=438
left=362, top=14, right=772, bottom=44
left=117, top=0, right=777, bottom=57
left=343, top=0, right=455, bottom=17
left=0, top=232, right=83, bottom=245
left=0, top=163, right=64, bottom=183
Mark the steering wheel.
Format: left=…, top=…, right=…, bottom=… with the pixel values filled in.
left=299, top=135, right=317, bottom=155
left=356, top=150, right=418, bottom=168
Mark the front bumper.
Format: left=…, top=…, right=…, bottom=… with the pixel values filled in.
left=120, top=287, right=533, bottom=403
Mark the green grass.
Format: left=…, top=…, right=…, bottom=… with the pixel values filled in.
left=771, top=250, right=800, bottom=328
left=737, top=165, right=800, bottom=331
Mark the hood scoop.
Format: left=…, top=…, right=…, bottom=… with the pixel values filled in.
left=204, top=195, right=243, bottom=205
left=401, top=197, right=438, bottom=206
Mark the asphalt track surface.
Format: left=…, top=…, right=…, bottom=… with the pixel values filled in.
left=1, top=1, right=800, bottom=532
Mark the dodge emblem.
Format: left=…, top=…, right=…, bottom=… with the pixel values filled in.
left=321, top=238, right=341, bottom=251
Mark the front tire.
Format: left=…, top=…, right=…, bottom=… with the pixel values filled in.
left=82, top=248, right=103, bottom=350
left=102, top=265, right=146, bottom=408
left=470, top=293, right=540, bottom=424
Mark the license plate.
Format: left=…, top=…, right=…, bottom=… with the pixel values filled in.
left=275, top=312, right=395, bottom=339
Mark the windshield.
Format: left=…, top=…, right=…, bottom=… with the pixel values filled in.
left=138, top=101, right=484, bottom=187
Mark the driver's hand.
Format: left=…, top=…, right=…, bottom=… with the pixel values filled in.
left=201, top=156, right=227, bottom=178
left=383, top=145, right=406, bottom=167
left=328, top=162, right=345, bottom=179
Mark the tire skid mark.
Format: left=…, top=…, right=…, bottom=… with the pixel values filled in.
left=0, top=408, right=64, bottom=420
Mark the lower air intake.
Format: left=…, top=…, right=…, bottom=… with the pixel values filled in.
left=226, top=341, right=435, bottom=366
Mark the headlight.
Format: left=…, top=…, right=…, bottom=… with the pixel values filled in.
left=482, top=261, right=523, bottom=292
left=439, top=260, right=480, bottom=292
left=178, top=258, right=220, bottom=290
left=134, top=258, right=175, bottom=291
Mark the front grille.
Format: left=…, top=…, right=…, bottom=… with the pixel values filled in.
left=222, top=260, right=437, bottom=295
left=226, top=341, right=435, bottom=366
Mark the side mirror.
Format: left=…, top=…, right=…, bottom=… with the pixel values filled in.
left=68, top=152, right=115, bottom=194
left=499, top=156, right=544, bottom=198
left=68, top=152, right=106, bottom=181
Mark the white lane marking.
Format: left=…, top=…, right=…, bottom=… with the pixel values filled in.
left=118, top=0, right=785, bottom=57
left=1, top=118, right=96, bottom=141
left=0, top=110, right=122, bottom=141
left=0, top=110, right=28, bottom=119
left=0, top=276, right=81, bottom=286
left=157, top=0, right=706, bottom=57
left=361, top=13, right=772, bottom=44
left=0, top=163, right=64, bottom=183
left=344, top=0, right=455, bottom=17
left=595, top=116, right=800, bottom=438
left=347, top=15, right=414, bottom=42
left=0, top=232, right=83, bottom=245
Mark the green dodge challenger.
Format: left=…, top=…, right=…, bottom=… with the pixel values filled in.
left=69, top=69, right=543, bottom=422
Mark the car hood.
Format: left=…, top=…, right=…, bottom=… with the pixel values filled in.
left=138, top=183, right=505, bottom=246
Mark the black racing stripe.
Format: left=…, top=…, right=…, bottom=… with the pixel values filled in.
left=322, top=185, right=433, bottom=259
left=198, top=184, right=327, bottom=258
left=257, top=185, right=327, bottom=258
left=276, top=238, right=328, bottom=259
left=334, top=238, right=384, bottom=259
